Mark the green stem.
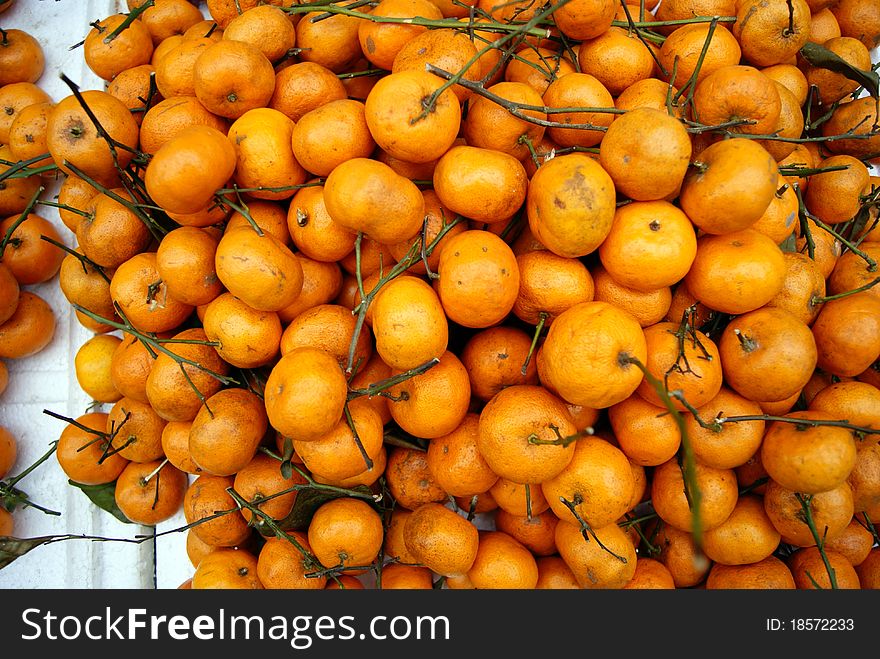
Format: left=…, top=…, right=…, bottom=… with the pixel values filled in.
left=0, top=185, right=44, bottom=258
left=795, top=493, right=838, bottom=590
left=103, top=0, right=155, bottom=43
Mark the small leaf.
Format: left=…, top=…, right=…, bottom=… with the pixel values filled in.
left=383, top=428, right=428, bottom=452
left=800, top=41, right=880, bottom=99
left=278, top=486, right=372, bottom=531
left=0, top=536, right=56, bottom=570
left=68, top=480, right=133, bottom=525
left=779, top=232, right=798, bottom=253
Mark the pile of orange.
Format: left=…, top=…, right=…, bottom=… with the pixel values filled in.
left=1, top=0, right=879, bottom=589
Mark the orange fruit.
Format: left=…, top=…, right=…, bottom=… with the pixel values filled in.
left=403, top=502, right=479, bottom=577
left=542, top=436, right=635, bottom=528
left=371, top=274, right=448, bottom=371
left=555, top=519, right=637, bottom=589
left=46, top=90, right=139, bottom=187
left=114, top=459, right=187, bottom=525
left=145, top=124, right=236, bottom=215
left=789, top=547, right=861, bottom=589
left=192, top=548, right=263, bottom=589
left=0, top=291, right=55, bottom=359
left=323, top=157, right=425, bottom=245
left=264, top=347, right=348, bottom=442
left=55, top=412, right=128, bottom=486
left=685, top=387, right=766, bottom=469
left=701, top=495, right=781, bottom=565
left=608, top=393, right=682, bottom=466
left=599, top=107, right=692, bottom=201
left=764, top=479, right=854, bottom=547
left=435, top=229, right=520, bottom=329
left=706, top=556, right=795, bottom=589
left=467, top=531, right=539, bottom=589
left=719, top=307, right=818, bottom=404
left=364, top=69, right=461, bottom=165
left=432, top=145, right=528, bottom=224
left=680, top=138, right=779, bottom=235
left=651, top=458, right=739, bottom=532
left=477, top=384, right=576, bottom=485
left=540, top=301, right=647, bottom=409
left=307, top=497, right=384, bottom=572
left=257, top=533, right=327, bottom=590
left=192, top=39, right=275, bottom=119
left=526, top=153, right=616, bottom=258
left=214, top=225, right=303, bottom=312
left=599, top=201, right=697, bottom=292
left=684, top=229, right=786, bottom=314
left=459, top=326, right=539, bottom=402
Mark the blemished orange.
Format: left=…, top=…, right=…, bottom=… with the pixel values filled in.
left=489, top=478, right=548, bottom=517
left=183, top=474, right=251, bottom=547
left=541, top=301, right=647, bottom=409
left=599, top=108, right=692, bottom=202
left=215, top=225, right=303, bottom=313
left=435, top=229, right=520, bottom=329
left=591, top=265, right=672, bottom=328
left=789, top=547, right=861, bottom=589
left=258, top=533, right=327, bottom=590
left=763, top=478, right=854, bottom=547
left=280, top=303, right=372, bottom=370
left=46, top=90, right=139, bottom=187
left=733, top=0, right=811, bottom=67
left=385, top=446, right=448, bottom=511
left=83, top=13, right=154, bottom=82
left=760, top=410, right=858, bottom=494
left=403, top=502, right=479, bottom=577
left=477, top=385, right=577, bottom=485
left=287, top=183, right=357, bottom=263
left=598, top=201, right=697, bottom=292
left=227, top=107, right=306, bottom=200
left=650, top=521, right=712, bottom=588
left=526, top=153, right=616, bottom=258
left=188, top=388, right=268, bottom=477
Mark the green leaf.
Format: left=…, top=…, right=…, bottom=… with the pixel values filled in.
left=799, top=41, right=880, bottom=99
left=383, top=427, right=427, bottom=452
left=68, top=480, right=133, bottom=525
left=779, top=232, right=798, bottom=253
left=278, top=486, right=372, bottom=532
left=0, top=536, right=57, bottom=570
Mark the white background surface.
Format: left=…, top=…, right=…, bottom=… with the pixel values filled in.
left=0, top=0, right=191, bottom=589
